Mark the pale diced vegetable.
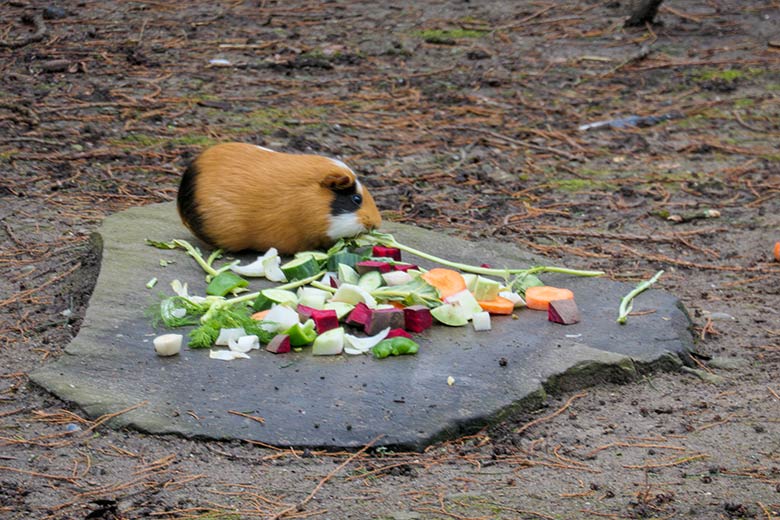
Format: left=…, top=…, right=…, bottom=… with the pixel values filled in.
left=153, top=334, right=182, bottom=356
left=215, top=327, right=246, bottom=346
left=472, top=311, right=492, bottom=331
left=312, top=327, right=345, bottom=356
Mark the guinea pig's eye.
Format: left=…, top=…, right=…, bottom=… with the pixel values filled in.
left=351, top=193, right=363, bottom=206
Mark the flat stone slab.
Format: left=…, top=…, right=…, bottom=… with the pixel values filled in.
left=31, top=203, right=693, bottom=450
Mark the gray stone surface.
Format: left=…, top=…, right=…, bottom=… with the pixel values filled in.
left=30, top=202, right=694, bottom=450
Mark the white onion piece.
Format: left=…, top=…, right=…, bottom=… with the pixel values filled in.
left=209, top=349, right=250, bottom=361
left=381, top=271, right=413, bottom=286
left=344, top=327, right=390, bottom=354
left=259, top=305, right=299, bottom=333
left=331, top=283, right=377, bottom=308
left=229, top=335, right=260, bottom=353
left=215, top=327, right=246, bottom=346
left=499, top=291, right=525, bottom=308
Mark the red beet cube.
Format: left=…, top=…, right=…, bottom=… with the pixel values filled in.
left=346, top=302, right=372, bottom=328
left=403, top=304, right=433, bottom=333
left=296, top=304, right=317, bottom=322
left=365, top=307, right=405, bottom=335
left=386, top=328, right=412, bottom=339
left=266, top=334, right=291, bottom=354
left=310, top=309, right=339, bottom=333
left=393, top=263, right=419, bottom=273
left=372, top=246, right=402, bottom=261
left=356, top=260, right=393, bottom=274
left=548, top=299, right=580, bottom=325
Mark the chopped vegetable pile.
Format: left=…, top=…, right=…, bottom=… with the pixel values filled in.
left=147, top=231, right=605, bottom=361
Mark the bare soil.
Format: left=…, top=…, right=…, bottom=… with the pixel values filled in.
left=1, top=1, right=779, bottom=519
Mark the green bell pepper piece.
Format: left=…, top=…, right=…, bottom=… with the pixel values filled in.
left=371, top=337, right=419, bottom=359
left=284, top=320, right=318, bottom=347
left=206, top=271, right=248, bottom=296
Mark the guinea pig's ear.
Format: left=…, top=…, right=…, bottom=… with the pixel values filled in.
left=320, top=171, right=355, bottom=190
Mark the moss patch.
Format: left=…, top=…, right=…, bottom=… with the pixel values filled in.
left=417, top=28, right=488, bottom=44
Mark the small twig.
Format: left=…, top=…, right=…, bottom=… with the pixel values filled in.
left=269, top=435, right=382, bottom=519
left=515, top=392, right=587, bottom=435
left=228, top=409, right=265, bottom=424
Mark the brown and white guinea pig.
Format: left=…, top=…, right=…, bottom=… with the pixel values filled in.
left=176, top=143, right=382, bottom=254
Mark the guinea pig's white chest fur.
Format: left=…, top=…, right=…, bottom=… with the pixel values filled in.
left=327, top=212, right=366, bottom=240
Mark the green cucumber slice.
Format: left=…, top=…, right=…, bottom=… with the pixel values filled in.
left=358, top=270, right=383, bottom=292
left=295, top=251, right=329, bottom=264
left=327, top=251, right=361, bottom=271
left=261, top=289, right=298, bottom=306
left=281, top=256, right=319, bottom=281
left=337, top=263, right=359, bottom=285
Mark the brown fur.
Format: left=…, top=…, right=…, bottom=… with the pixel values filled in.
left=178, top=143, right=381, bottom=254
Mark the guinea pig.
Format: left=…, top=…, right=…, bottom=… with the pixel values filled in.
left=176, top=143, right=382, bottom=255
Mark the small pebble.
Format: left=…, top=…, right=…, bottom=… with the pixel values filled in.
left=43, top=6, right=68, bottom=20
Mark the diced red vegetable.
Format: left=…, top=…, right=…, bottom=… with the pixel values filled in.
left=393, top=263, right=419, bottom=272
left=386, top=328, right=412, bottom=339
left=365, top=307, right=405, bottom=335
left=296, top=304, right=317, bottom=322
left=265, top=334, right=291, bottom=354
left=356, top=260, right=393, bottom=274
left=346, top=302, right=372, bottom=328
left=372, top=246, right=402, bottom=261
left=310, top=309, right=339, bottom=333
left=403, top=304, right=433, bottom=333
left=480, top=263, right=492, bottom=268
left=548, top=299, right=580, bottom=325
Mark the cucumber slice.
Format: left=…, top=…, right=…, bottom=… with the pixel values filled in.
left=261, top=289, right=298, bottom=306
left=294, top=250, right=329, bottom=263
left=337, top=263, right=359, bottom=285
left=430, top=303, right=470, bottom=327
left=323, top=301, right=354, bottom=320
left=280, top=256, right=319, bottom=281
left=358, top=270, right=383, bottom=292
left=327, top=251, right=361, bottom=271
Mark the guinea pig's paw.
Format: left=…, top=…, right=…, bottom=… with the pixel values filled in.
left=327, top=213, right=365, bottom=240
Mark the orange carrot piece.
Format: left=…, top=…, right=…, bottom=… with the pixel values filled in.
left=421, top=268, right=467, bottom=300
left=388, top=300, right=406, bottom=310
left=251, top=309, right=271, bottom=321
left=525, top=286, right=574, bottom=311
left=774, top=241, right=780, bottom=262
left=478, top=296, right=515, bottom=315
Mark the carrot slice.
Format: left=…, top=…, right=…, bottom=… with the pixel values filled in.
left=478, top=296, right=515, bottom=315
left=774, top=241, right=780, bottom=262
left=251, top=309, right=271, bottom=321
left=421, top=268, right=467, bottom=300
left=525, top=286, right=574, bottom=311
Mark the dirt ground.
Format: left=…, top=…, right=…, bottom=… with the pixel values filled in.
left=1, top=1, right=779, bottom=518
